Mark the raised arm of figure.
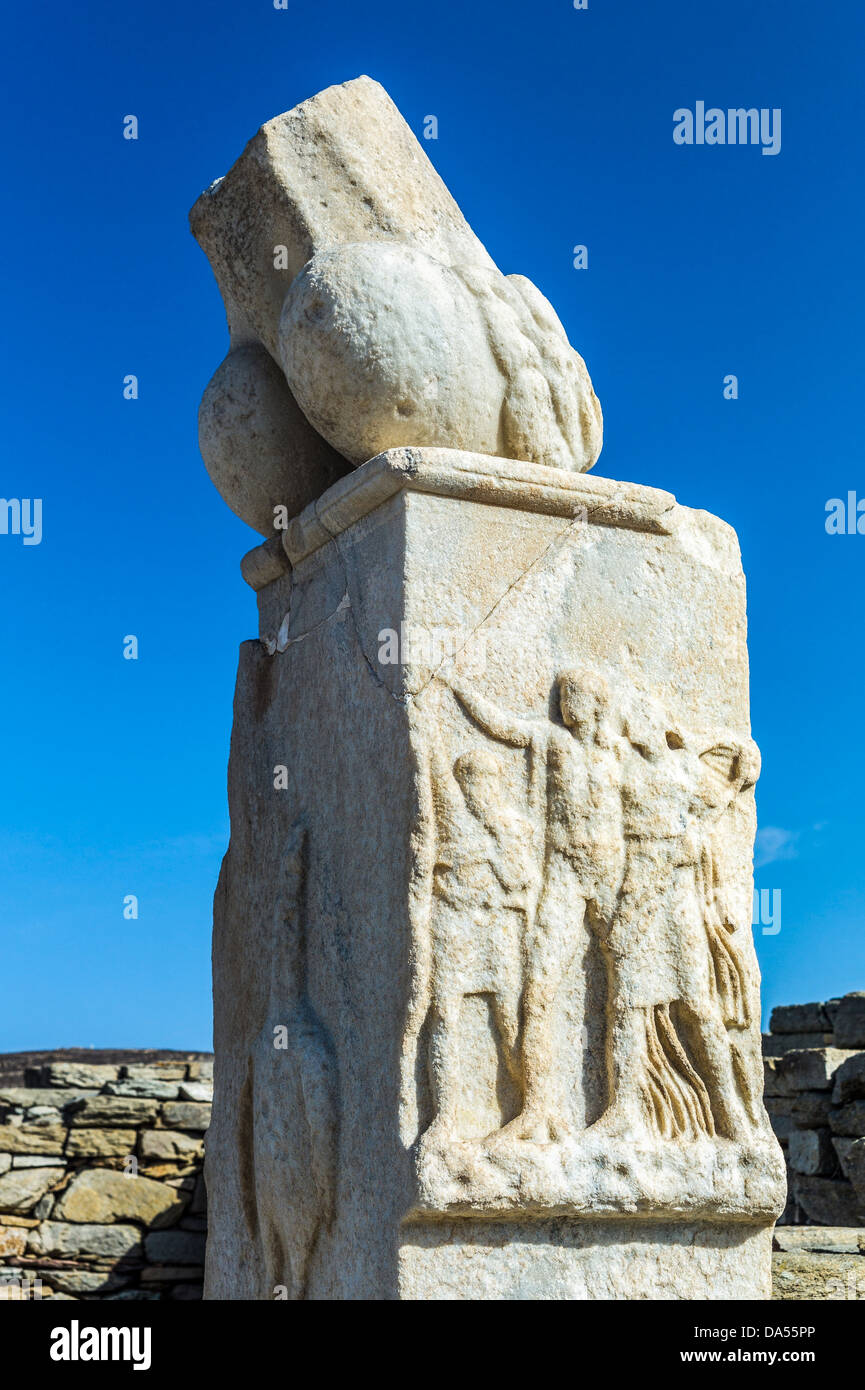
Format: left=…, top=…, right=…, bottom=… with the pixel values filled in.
left=451, top=683, right=539, bottom=749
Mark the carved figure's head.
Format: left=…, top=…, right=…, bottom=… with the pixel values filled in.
left=622, top=700, right=670, bottom=762
left=557, top=669, right=610, bottom=743
left=453, top=747, right=503, bottom=820
left=734, top=741, right=761, bottom=790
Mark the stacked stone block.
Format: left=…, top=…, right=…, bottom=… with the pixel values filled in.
left=772, top=1226, right=865, bottom=1300
left=0, top=1056, right=211, bottom=1300
left=763, top=992, right=865, bottom=1226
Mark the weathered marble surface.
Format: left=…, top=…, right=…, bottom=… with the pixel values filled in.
left=402, top=1222, right=774, bottom=1301
left=191, top=77, right=602, bottom=534
left=203, top=448, right=785, bottom=1300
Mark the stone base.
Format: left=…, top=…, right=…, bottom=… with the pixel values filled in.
left=414, top=1130, right=782, bottom=1221
left=399, top=1221, right=774, bottom=1301
left=205, top=448, right=785, bottom=1301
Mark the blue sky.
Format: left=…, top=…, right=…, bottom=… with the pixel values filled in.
left=1, top=0, right=863, bottom=1049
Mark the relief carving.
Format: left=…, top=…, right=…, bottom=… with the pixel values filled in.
left=419, top=671, right=764, bottom=1155
left=425, top=746, right=540, bottom=1145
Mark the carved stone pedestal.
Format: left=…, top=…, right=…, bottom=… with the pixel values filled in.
left=203, top=448, right=785, bottom=1301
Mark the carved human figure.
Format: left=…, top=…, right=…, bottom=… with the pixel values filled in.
left=593, top=709, right=761, bottom=1141
left=684, top=737, right=766, bottom=1129
left=425, top=747, right=538, bottom=1143
left=454, top=671, right=626, bottom=1142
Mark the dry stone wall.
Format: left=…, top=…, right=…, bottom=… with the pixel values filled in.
left=0, top=1053, right=211, bottom=1300
left=772, top=1226, right=865, bottom=1300
left=764, top=992, right=865, bottom=1227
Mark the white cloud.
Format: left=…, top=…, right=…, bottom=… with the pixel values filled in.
left=755, top=825, right=799, bottom=869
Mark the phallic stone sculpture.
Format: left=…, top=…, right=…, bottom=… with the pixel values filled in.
left=246, top=824, right=338, bottom=1299
left=193, top=81, right=785, bottom=1301
left=191, top=75, right=602, bottom=533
